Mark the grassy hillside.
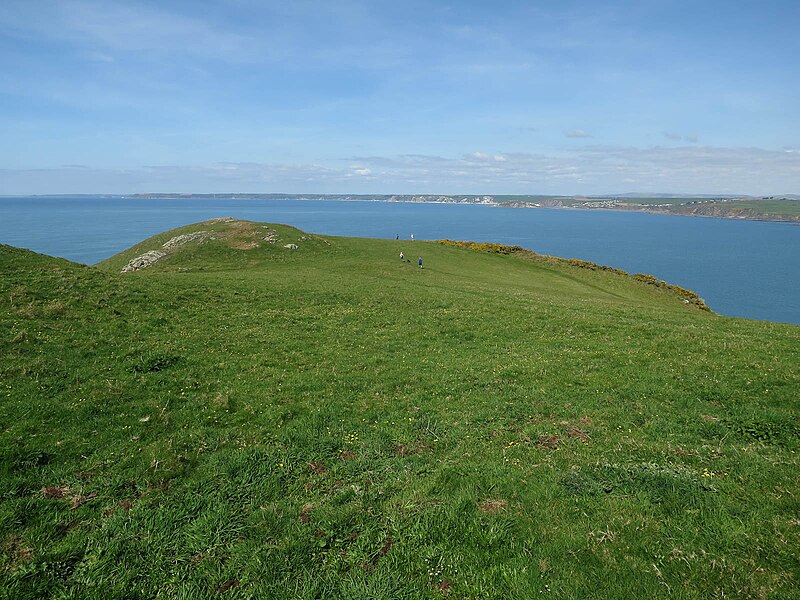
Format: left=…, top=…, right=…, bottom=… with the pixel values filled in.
left=2, top=219, right=798, bottom=599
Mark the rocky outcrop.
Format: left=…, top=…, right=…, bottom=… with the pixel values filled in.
left=284, top=243, right=299, bottom=250
left=121, top=250, right=166, bottom=272
left=162, top=231, right=210, bottom=249
left=122, top=229, right=219, bottom=272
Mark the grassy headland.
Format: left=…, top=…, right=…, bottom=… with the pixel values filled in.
left=1, top=219, right=798, bottom=598
left=495, top=195, right=800, bottom=221
left=585, top=197, right=800, bottom=221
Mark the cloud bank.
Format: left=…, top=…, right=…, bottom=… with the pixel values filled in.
left=2, top=146, right=798, bottom=196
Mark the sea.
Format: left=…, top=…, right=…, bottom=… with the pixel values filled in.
left=1, top=195, right=798, bottom=325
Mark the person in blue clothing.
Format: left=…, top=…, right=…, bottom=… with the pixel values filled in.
left=418, top=257, right=423, bottom=269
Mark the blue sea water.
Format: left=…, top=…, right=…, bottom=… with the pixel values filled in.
left=0, top=195, right=798, bottom=324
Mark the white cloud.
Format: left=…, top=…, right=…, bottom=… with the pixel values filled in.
left=346, top=146, right=800, bottom=194
left=565, top=130, right=592, bottom=138
left=664, top=132, right=699, bottom=143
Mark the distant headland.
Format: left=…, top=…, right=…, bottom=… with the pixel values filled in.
left=127, top=193, right=800, bottom=223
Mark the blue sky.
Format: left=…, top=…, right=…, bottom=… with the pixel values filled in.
left=1, top=0, right=798, bottom=195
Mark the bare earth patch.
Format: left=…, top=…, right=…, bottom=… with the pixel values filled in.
left=376, top=536, right=393, bottom=560
left=478, top=499, right=508, bottom=514
left=299, top=503, right=314, bottom=524
left=308, top=461, right=327, bottom=475
left=216, top=579, right=240, bottom=593
left=3, top=534, right=33, bottom=569
left=566, top=427, right=590, bottom=441
left=362, top=536, right=394, bottom=571
left=70, top=491, right=97, bottom=510
left=41, top=486, right=97, bottom=509
left=536, top=434, right=560, bottom=450
left=230, top=240, right=259, bottom=250
left=41, top=485, right=70, bottom=499
left=103, top=499, right=134, bottom=517
left=223, top=221, right=264, bottom=250
left=433, top=579, right=453, bottom=595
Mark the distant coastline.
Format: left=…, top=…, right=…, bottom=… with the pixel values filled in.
left=125, top=193, right=800, bottom=223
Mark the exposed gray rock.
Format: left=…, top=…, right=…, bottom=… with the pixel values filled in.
left=121, top=250, right=166, bottom=272
left=263, top=228, right=279, bottom=243
left=206, top=217, right=236, bottom=223
left=284, top=243, right=299, bottom=250
left=162, top=231, right=209, bottom=249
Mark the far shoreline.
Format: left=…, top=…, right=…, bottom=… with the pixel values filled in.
left=494, top=202, right=800, bottom=224
left=4, top=193, right=799, bottom=224
left=128, top=193, right=800, bottom=224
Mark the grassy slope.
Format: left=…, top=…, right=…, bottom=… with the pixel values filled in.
left=1, top=220, right=798, bottom=599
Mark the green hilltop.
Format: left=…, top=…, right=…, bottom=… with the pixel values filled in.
left=1, top=219, right=798, bottom=598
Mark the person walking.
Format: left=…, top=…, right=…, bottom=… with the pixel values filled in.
left=411, top=234, right=414, bottom=242
left=418, top=257, right=423, bottom=269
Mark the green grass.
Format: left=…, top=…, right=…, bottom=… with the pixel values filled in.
left=612, top=197, right=708, bottom=206
left=555, top=197, right=800, bottom=220
left=721, top=199, right=800, bottom=216
left=2, top=219, right=799, bottom=598
left=613, top=197, right=800, bottom=218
